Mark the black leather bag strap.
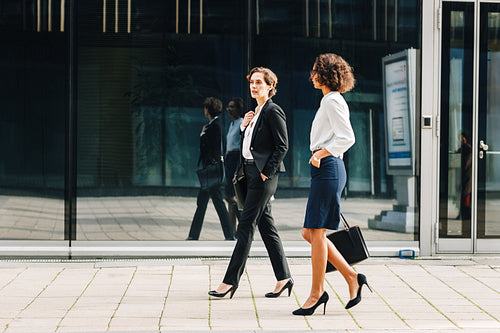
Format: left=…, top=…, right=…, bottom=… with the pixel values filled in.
left=340, top=213, right=351, bottom=229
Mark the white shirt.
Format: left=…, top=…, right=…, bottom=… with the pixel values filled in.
left=310, top=91, right=355, bottom=158
left=226, top=118, right=243, bottom=152
left=241, top=106, right=262, bottom=160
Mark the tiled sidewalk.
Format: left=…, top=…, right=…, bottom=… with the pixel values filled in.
left=0, top=257, right=499, bottom=332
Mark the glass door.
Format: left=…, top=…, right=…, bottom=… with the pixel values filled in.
left=438, top=1, right=500, bottom=253
left=477, top=2, right=500, bottom=252
left=438, top=1, right=475, bottom=252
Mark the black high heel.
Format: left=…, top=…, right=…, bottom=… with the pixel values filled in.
left=292, top=291, right=329, bottom=316
left=345, top=273, right=372, bottom=309
left=208, top=285, right=238, bottom=299
left=265, top=278, right=294, bottom=298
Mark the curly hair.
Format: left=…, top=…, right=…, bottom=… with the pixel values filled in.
left=203, top=97, right=223, bottom=117
left=310, top=53, right=355, bottom=93
left=247, top=67, right=278, bottom=98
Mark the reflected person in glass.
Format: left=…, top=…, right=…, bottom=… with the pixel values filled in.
left=293, top=54, right=370, bottom=316
left=208, top=67, right=293, bottom=299
left=224, top=97, right=245, bottom=234
left=457, top=132, right=472, bottom=223
left=187, top=97, right=235, bottom=241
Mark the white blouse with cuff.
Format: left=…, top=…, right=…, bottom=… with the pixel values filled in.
left=310, top=91, right=355, bottom=158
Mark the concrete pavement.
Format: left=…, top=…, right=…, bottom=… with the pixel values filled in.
left=0, top=256, right=499, bottom=332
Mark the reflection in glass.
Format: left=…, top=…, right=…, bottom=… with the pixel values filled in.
left=73, top=0, right=421, bottom=242
left=0, top=0, right=66, bottom=239
left=439, top=3, right=474, bottom=238
left=478, top=4, right=500, bottom=238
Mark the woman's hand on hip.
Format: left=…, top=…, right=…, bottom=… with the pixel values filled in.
left=260, top=173, right=268, bottom=182
left=309, top=155, right=321, bottom=168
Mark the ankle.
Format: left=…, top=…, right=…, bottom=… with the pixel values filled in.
left=217, top=283, right=232, bottom=292
left=309, top=290, right=324, bottom=300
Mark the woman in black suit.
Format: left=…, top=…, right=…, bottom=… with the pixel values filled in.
left=187, top=97, right=235, bottom=241
left=209, top=67, right=293, bottom=299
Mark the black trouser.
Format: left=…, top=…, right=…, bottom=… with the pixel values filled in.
left=188, top=184, right=235, bottom=240
left=225, top=151, right=241, bottom=232
left=223, top=163, right=291, bottom=287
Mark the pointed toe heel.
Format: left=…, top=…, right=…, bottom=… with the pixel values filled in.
left=265, top=278, right=294, bottom=298
left=292, top=291, right=329, bottom=316
left=208, top=285, right=237, bottom=299
left=345, top=273, right=372, bottom=310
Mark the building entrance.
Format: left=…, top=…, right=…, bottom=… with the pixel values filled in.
left=438, top=1, right=500, bottom=253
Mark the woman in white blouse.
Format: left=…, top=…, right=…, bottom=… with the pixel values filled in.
left=293, top=54, right=370, bottom=316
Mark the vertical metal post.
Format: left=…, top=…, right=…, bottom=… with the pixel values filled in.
left=115, top=0, right=118, bottom=33
left=328, top=0, right=332, bottom=38
left=471, top=0, right=480, bottom=253
left=384, top=0, right=387, bottom=41
left=317, top=0, right=320, bottom=38
left=306, top=0, right=309, bottom=37
left=61, top=0, right=65, bottom=32
left=244, top=0, right=253, bottom=109
left=188, top=0, right=191, bottom=34
left=127, top=0, right=131, bottom=33
left=394, top=0, right=398, bottom=42
left=37, top=0, right=41, bottom=32
left=176, top=0, right=179, bottom=33
left=370, top=108, right=375, bottom=196
left=373, top=0, right=377, bottom=40
left=256, top=0, right=260, bottom=35
left=200, top=0, right=203, bottom=34
left=48, top=0, right=52, bottom=31
left=65, top=0, right=78, bottom=253
left=103, top=0, right=106, bottom=32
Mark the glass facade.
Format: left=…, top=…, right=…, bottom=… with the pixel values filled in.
left=0, top=0, right=422, bottom=244
left=0, top=0, right=66, bottom=239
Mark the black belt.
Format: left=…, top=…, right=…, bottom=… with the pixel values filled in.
left=243, top=159, right=255, bottom=165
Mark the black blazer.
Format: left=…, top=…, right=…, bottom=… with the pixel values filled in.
left=241, top=98, right=288, bottom=178
left=199, top=116, right=225, bottom=168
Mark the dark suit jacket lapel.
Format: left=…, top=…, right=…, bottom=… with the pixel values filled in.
left=250, top=98, right=271, bottom=148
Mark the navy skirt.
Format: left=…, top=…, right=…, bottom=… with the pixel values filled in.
left=303, top=155, right=346, bottom=230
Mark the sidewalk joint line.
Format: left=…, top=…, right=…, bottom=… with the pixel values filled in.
left=325, top=278, right=362, bottom=329
left=373, top=287, right=411, bottom=328
left=55, top=267, right=101, bottom=332
left=421, top=265, right=500, bottom=324
left=291, top=289, right=312, bottom=329
left=208, top=265, right=213, bottom=330
left=0, top=267, right=27, bottom=292
left=244, top=268, right=262, bottom=330
left=386, top=264, right=460, bottom=328
left=0, top=267, right=29, bottom=333
left=158, top=265, right=174, bottom=331
left=5, top=267, right=65, bottom=333
left=457, top=266, right=500, bottom=295
left=106, top=266, right=138, bottom=331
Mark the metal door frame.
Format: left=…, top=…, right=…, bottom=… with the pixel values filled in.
left=436, top=0, right=500, bottom=253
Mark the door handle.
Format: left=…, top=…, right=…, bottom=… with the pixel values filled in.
left=480, top=140, right=489, bottom=151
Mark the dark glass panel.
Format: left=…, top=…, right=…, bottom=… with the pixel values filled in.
left=0, top=0, right=66, bottom=239
left=438, top=2, right=474, bottom=238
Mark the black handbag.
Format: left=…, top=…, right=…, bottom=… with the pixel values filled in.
left=196, top=126, right=226, bottom=190
left=196, top=159, right=225, bottom=190
left=232, top=164, right=247, bottom=210
left=326, top=213, right=370, bottom=272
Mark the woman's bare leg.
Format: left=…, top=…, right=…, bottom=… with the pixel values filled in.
left=301, top=228, right=328, bottom=308
left=302, top=228, right=359, bottom=300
